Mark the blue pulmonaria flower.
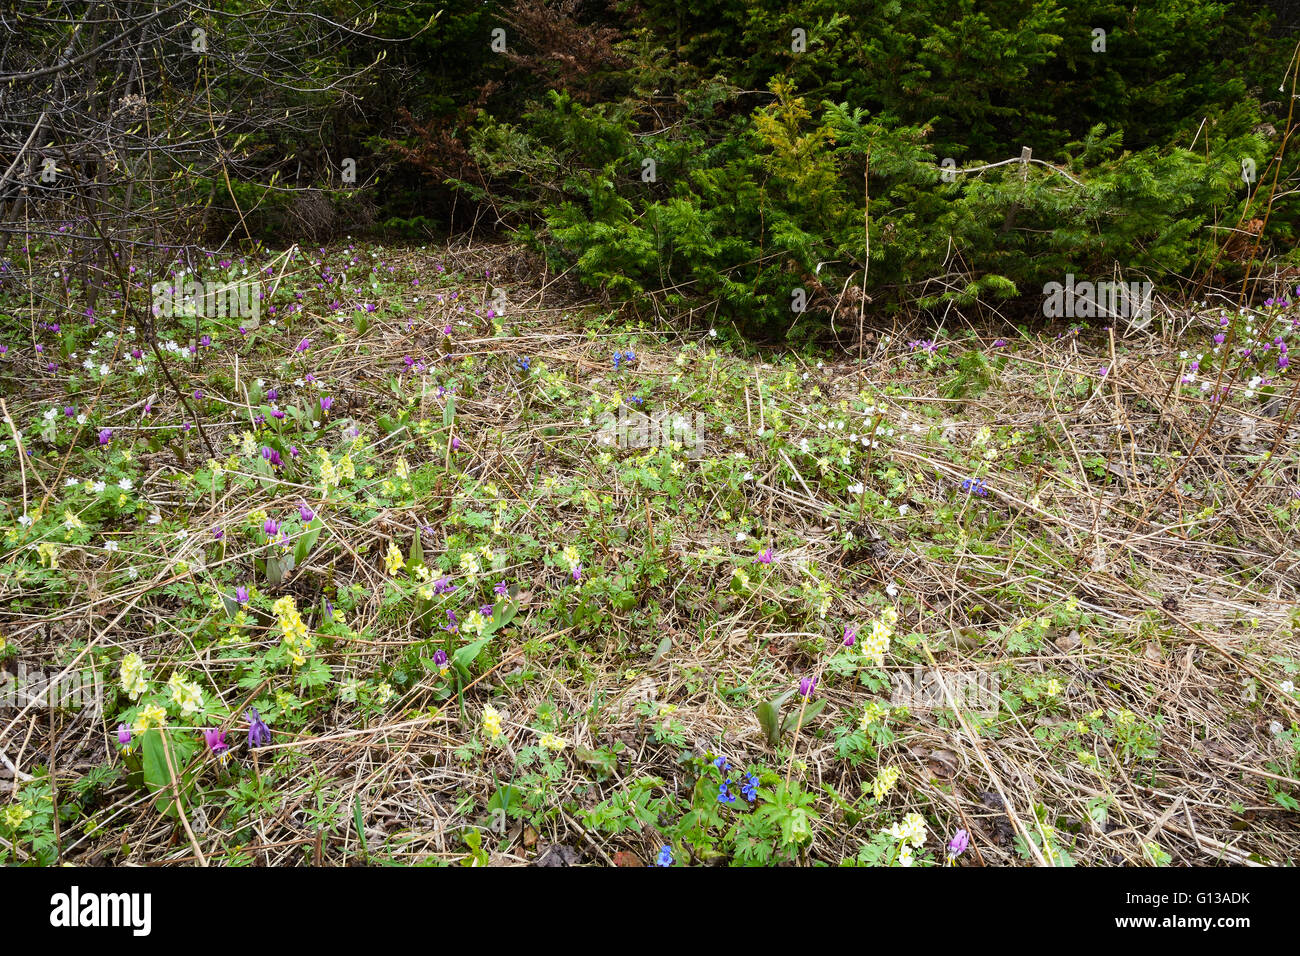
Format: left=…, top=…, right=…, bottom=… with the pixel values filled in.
left=713, top=755, right=729, bottom=772
left=516, top=357, right=531, bottom=372
left=655, top=845, right=673, bottom=867
left=623, top=350, right=636, bottom=364
left=246, top=708, right=272, bottom=749
left=717, top=780, right=737, bottom=804
left=960, top=477, right=988, bottom=497
left=612, top=352, right=623, bottom=370
left=741, top=773, right=759, bottom=803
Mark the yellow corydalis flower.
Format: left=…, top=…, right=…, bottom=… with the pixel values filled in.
left=870, top=765, right=900, bottom=802
left=272, top=595, right=312, bottom=665
left=482, top=704, right=503, bottom=741
left=119, top=652, right=149, bottom=701
left=384, top=543, right=405, bottom=576
left=539, top=733, right=566, bottom=751
left=36, top=541, right=58, bottom=569
left=167, top=672, right=204, bottom=717
left=133, top=703, right=168, bottom=732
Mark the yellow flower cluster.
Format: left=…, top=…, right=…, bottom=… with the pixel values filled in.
left=133, top=703, right=168, bottom=732
left=36, top=541, right=58, bottom=569
left=482, top=704, right=503, bottom=740
left=459, top=551, right=481, bottom=580
left=119, top=652, right=149, bottom=701
left=384, top=543, right=405, bottom=576
left=167, top=672, right=204, bottom=717
left=859, top=701, right=888, bottom=730
left=861, top=607, right=899, bottom=668
left=539, top=733, right=566, bottom=751
left=319, top=448, right=338, bottom=491
left=3, top=804, right=33, bottom=829
left=889, top=814, right=926, bottom=845
left=870, top=765, right=900, bottom=802
left=272, top=595, right=312, bottom=666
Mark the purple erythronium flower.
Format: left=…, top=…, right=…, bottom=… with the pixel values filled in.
left=296, top=338, right=310, bottom=353
left=843, top=626, right=857, bottom=647
left=212, top=526, right=224, bottom=540
left=299, top=501, right=315, bottom=522
left=432, top=649, right=448, bottom=672
left=948, top=829, right=970, bottom=856
left=235, top=585, right=249, bottom=605
left=1213, top=333, right=1226, bottom=345
left=451, top=436, right=461, bottom=452
left=320, top=396, right=333, bottom=414
left=1098, top=366, right=1108, bottom=378
left=756, top=548, right=774, bottom=564
left=433, top=577, right=455, bottom=595
left=203, top=728, right=229, bottom=759
left=493, top=581, right=509, bottom=596
left=117, top=723, right=132, bottom=748
left=479, top=604, right=493, bottom=617
left=571, top=564, right=582, bottom=583
left=799, top=676, right=817, bottom=698
left=267, top=388, right=279, bottom=401
left=98, top=428, right=112, bottom=446
left=246, top=708, right=271, bottom=749
left=263, top=518, right=280, bottom=537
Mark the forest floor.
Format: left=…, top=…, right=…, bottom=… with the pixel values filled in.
left=1, top=239, right=1298, bottom=866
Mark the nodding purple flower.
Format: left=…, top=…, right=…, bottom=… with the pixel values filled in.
left=1098, top=366, right=1108, bottom=378
left=63, top=406, right=75, bottom=417
left=296, top=338, right=310, bottom=353
left=451, top=436, right=461, bottom=452
left=117, top=723, right=132, bottom=748
left=298, top=502, right=315, bottom=522
left=203, top=728, right=229, bottom=759
left=799, top=676, right=817, bottom=698
left=992, top=338, right=1008, bottom=348
left=271, top=408, right=284, bottom=420
left=319, top=396, right=333, bottom=414
left=267, top=388, right=279, bottom=401
left=212, top=526, right=224, bottom=540
left=493, top=581, right=509, bottom=596
left=442, top=324, right=453, bottom=336
left=433, top=649, right=448, bottom=671
left=263, top=518, right=280, bottom=537
left=948, top=829, right=970, bottom=856
left=1213, top=333, right=1226, bottom=345
left=433, top=577, right=455, bottom=595
left=479, top=604, right=493, bottom=618
left=194, top=389, right=204, bottom=400
left=200, top=335, right=212, bottom=348
left=571, top=564, right=582, bottom=583
left=235, top=585, right=249, bottom=605
left=756, top=548, right=774, bottom=565
left=843, top=626, right=857, bottom=647
left=246, top=709, right=271, bottom=749
left=98, top=428, right=112, bottom=446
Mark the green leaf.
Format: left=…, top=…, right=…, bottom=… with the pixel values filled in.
left=141, top=728, right=197, bottom=819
